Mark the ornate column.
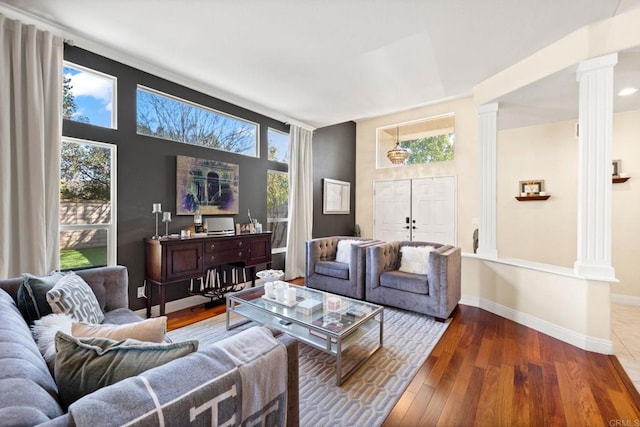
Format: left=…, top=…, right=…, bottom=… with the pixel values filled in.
left=477, top=103, right=499, bottom=258
left=574, top=53, right=617, bottom=280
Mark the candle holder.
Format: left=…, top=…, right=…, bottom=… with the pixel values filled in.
left=152, top=203, right=162, bottom=239
left=162, top=212, right=172, bottom=238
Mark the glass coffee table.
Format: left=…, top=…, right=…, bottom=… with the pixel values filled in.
left=226, top=284, right=384, bottom=386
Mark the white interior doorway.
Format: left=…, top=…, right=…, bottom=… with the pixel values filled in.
left=374, top=176, right=456, bottom=245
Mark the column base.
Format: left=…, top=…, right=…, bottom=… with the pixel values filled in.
left=573, top=261, right=616, bottom=282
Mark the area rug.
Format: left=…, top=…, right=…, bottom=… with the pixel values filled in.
left=168, top=308, right=449, bottom=427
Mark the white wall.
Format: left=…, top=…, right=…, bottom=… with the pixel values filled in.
left=495, top=110, right=640, bottom=298
left=497, top=120, right=578, bottom=267
left=355, top=97, right=478, bottom=253
left=462, top=256, right=612, bottom=353
left=612, top=110, right=640, bottom=298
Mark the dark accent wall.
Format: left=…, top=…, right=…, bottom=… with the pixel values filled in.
left=63, top=46, right=289, bottom=310
left=63, top=46, right=357, bottom=311
left=312, top=122, right=357, bottom=237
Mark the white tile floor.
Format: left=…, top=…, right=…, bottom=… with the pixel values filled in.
left=611, top=303, right=640, bottom=393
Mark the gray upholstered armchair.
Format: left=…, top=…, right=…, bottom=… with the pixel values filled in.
left=305, top=236, right=378, bottom=299
left=365, top=241, right=461, bottom=321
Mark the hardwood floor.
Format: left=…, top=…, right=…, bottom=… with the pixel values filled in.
left=382, top=305, right=640, bottom=426
left=166, top=289, right=640, bottom=426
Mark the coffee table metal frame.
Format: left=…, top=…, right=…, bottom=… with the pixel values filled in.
left=226, top=285, right=384, bottom=386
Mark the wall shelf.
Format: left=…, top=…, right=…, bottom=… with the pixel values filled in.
left=613, top=176, right=630, bottom=184
left=515, top=195, right=551, bottom=201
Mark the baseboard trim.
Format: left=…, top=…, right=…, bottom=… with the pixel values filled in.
left=611, top=293, right=640, bottom=306
left=459, top=296, right=614, bottom=354
left=134, top=295, right=211, bottom=318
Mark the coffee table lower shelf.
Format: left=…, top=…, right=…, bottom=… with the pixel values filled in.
left=226, top=302, right=383, bottom=386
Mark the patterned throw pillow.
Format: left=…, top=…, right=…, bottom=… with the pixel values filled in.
left=46, top=272, right=104, bottom=324
left=54, top=332, right=198, bottom=408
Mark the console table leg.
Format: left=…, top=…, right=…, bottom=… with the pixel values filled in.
left=146, top=280, right=152, bottom=318
left=159, top=284, right=166, bottom=316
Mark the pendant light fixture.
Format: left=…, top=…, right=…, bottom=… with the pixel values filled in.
left=386, top=126, right=408, bottom=164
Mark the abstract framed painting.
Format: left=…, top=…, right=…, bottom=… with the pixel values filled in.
left=176, top=155, right=239, bottom=215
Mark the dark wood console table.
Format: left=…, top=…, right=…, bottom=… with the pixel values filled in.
left=144, top=232, right=272, bottom=317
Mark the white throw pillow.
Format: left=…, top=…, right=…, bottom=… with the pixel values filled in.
left=399, top=246, right=435, bottom=275
left=46, top=272, right=105, bottom=324
left=335, top=239, right=360, bottom=264
left=72, top=317, right=167, bottom=343
left=31, top=313, right=74, bottom=368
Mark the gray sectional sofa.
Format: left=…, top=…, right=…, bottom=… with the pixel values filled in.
left=0, top=265, right=299, bottom=426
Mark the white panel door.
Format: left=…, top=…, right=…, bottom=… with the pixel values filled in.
left=374, top=180, right=411, bottom=242
left=411, top=176, right=456, bottom=245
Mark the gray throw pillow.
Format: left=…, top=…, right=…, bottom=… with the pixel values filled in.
left=46, top=272, right=104, bottom=324
left=17, top=272, right=64, bottom=324
left=54, top=331, right=198, bottom=408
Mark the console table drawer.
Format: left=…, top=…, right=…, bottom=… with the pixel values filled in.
left=204, top=239, right=245, bottom=253
left=206, top=250, right=246, bottom=266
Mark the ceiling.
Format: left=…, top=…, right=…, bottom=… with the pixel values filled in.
left=1, top=0, right=640, bottom=129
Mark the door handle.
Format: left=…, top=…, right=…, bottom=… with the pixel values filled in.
left=405, top=217, right=410, bottom=224
left=405, top=226, right=410, bottom=229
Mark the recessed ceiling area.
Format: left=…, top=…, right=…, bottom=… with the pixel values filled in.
left=495, top=48, right=640, bottom=130
left=1, top=0, right=640, bottom=128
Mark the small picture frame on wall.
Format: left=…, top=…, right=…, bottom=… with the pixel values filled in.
left=612, top=159, right=622, bottom=177
left=323, top=178, right=351, bottom=214
left=519, top=180, right=545, bottom=196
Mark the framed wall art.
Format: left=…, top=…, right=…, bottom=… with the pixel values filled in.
left=176, top=155, right=239, bottom=215
left=323, top=178, right=350, bottom=214
left=519, top=179, right=545, bottom=196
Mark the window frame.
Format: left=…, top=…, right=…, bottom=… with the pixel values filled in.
left=267, top=169, right=289, bottom=254
left=63, top=61, right=118, bottom=129
left=376, top=113, right=455, bottom=168
left=136, top=85, right=260, bottom=158
left=267, top=127, right=290, bottom=164
left=59, top=137, right=117, bottom=268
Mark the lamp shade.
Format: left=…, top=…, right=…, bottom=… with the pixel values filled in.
left=387, top=142, right=409, bottom=164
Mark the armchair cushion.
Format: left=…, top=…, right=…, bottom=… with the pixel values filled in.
left=380, top=270, right=429, bottom=295
left=315, top=261, right=350, bottom=280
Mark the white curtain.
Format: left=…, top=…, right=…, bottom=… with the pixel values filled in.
left=284, top=125, right=313, bottom=280
left=0, top=14, right=63, bottom=278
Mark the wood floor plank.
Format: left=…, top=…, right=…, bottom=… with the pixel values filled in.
left=165, top=296, right=640, bottom=425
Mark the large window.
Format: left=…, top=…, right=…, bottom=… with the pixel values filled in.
left=63, top=62, right=116, bottom=128
left=268, top=128, right=289, bottom=163
left=59, top=138, right=116, bottom=270
left=136, top=86, right=258, bottom=157
left=267, top=170, right=289, bottom=253
left=377, top=114, right=455, bottom=167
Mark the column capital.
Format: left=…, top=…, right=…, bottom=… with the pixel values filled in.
left=477, top=102, right=499, bottom=114
left=576, top=53, right=618, bottom=80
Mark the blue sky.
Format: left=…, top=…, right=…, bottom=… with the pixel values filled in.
left=64, top=63, right=290, bottom=161
left=268, top=128, right=289, bottom=163
left=64, top=64, right=114, bottom=128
